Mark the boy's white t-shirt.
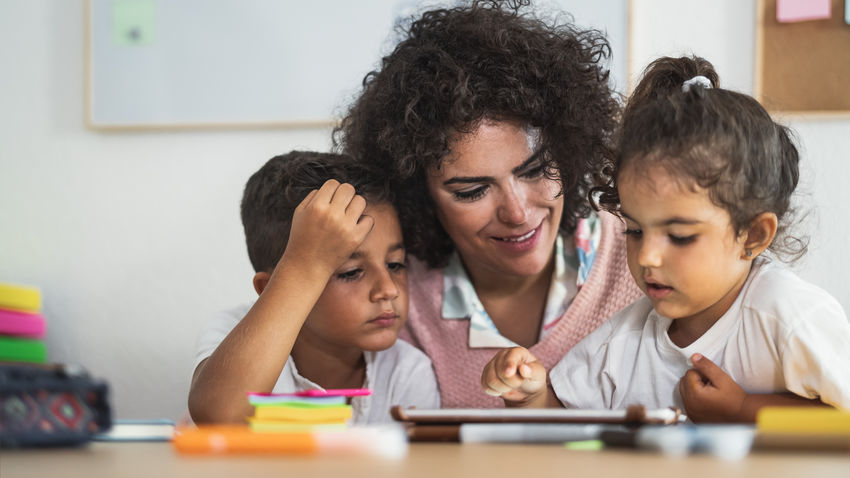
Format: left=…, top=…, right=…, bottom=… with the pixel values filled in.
left=193, top=303, right=441, bottom=424
left=549, top=258, right=850, bottom=411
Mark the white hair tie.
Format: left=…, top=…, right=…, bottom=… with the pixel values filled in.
left=682, top=75, right=712, bottom=93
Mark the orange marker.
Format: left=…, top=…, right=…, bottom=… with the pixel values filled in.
left=173, top=425, right=407, bottom=458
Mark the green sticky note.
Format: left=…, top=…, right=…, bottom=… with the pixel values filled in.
left=563, top=439, right=605, bottom=451
left=112, top=0, right=156, bottom=46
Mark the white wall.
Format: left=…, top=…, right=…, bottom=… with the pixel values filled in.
left=0, top=1, right=331, bottom=420
left=1, top=0, right=848, bottom=420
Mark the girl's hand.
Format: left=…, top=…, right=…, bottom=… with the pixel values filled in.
left=679, top=353, right=747, bottom=422
left=481, top=347, right=547, bottom=407
left=283, top=179, right=374, bottom=276
left=681, top=353, right=830, bottom=423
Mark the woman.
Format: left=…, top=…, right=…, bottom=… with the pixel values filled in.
left=336, top=0, right=641, bottom=407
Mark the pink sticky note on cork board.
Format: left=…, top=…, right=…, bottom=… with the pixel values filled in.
left=777, top=0, right=831, bottom=22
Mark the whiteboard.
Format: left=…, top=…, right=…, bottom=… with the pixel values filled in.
left=86, top=0, right=628, bottom=130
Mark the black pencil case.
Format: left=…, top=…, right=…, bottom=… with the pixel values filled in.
left=0, top=363, right=112, bottom=447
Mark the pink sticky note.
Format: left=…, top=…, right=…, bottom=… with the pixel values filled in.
left=295, top=388, right=372, bottom=397
left=0, top=309, right=45, bottom=338
left=248, top=388, right=373, bottom=398
left=777, top=0, right=831, bottom=23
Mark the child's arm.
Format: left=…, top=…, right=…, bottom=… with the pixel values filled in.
left=188, top=180, right=374, bottom=424
left=481, top=347, right=561, bottom=408
left=679, top=353, right=828, bottom=423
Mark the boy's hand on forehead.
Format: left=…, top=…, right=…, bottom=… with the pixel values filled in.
left=285, top=179, right=374, bottom=275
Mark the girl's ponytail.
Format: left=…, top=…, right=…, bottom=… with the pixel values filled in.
left=623, top=56, right=719, bottom=121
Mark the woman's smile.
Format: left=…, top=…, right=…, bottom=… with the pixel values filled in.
left=427, top=121, right=564, bottom=280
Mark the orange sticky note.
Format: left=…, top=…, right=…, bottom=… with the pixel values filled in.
left=173, top=425, right=409, bottom=458
left=174, top=426, right=317, bottom=454
left=776, top=0, right=831, bottom=22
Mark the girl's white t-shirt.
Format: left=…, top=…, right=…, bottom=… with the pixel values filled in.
left=549, top=258, right=850, bottom=412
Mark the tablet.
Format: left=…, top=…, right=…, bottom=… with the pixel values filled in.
left=391, top=405, right=686, bottom=425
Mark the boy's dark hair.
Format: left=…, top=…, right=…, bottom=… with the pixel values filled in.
left=241, top=151, right=392, bottom=272
left=592, top=55, right=806, bottom=260
left=334, top=0, right=618, bottom=268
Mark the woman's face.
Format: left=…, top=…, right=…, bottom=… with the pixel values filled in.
left=426, top=121, right=564, bottom=280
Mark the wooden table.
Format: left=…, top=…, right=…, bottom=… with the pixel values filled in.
left=2, top=441, right=849, bottom=478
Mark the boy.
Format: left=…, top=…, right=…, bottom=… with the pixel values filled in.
left=188, top=151, right=439, bottom=424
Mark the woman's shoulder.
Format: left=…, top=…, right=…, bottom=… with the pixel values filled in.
left=592, top=211, right=631, bottom=278
left=573, top=211, right=643, bottom=313
left=406, top=255, right=445, bottom=307
left=407, top=255, right=443, bottom=281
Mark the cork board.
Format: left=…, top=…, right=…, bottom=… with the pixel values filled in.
left=755, top=0, right=850, bottom=115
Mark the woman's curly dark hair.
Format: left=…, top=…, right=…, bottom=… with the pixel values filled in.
left=334, top=0, right=618, bottom=268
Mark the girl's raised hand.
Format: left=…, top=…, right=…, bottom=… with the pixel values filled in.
left=284, top=179, right=374, bottom=276
left=481, top=347, right=547, bottom=407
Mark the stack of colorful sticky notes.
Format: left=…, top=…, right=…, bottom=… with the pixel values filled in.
left=0, top=282, right=46, bottom=363
left=246, top=389, right=371, bottom=432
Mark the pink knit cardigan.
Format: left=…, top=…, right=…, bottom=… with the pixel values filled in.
left=400, top=211, right=643, bottom=408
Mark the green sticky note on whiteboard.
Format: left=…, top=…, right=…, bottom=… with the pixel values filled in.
left=113, top=0, right=156, bottom=45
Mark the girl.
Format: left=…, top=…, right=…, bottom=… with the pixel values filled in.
left=481, top=56, right=850, bottom=422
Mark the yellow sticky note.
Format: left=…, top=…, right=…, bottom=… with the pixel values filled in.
left=248, top=420, right=347, bottom=433
left=0, top=282, right=41, bottom=312
left=252, top=405, right=352, bottom=423
left=757, top=407, right=850, bottom=435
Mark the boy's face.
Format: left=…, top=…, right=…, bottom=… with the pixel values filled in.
left=617, top=163, right=751, bottom=336
left=300, top=202, right=409, bottom=352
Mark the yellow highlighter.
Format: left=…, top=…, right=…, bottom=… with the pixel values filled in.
left=755, top=406, right=850, bottom=451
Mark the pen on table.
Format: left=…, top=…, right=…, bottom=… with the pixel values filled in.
left=173, top=424, right=407, bottom=459
left=458, top=423, right=615, bottom=444
left=600, top=425, right=755, bottom=460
